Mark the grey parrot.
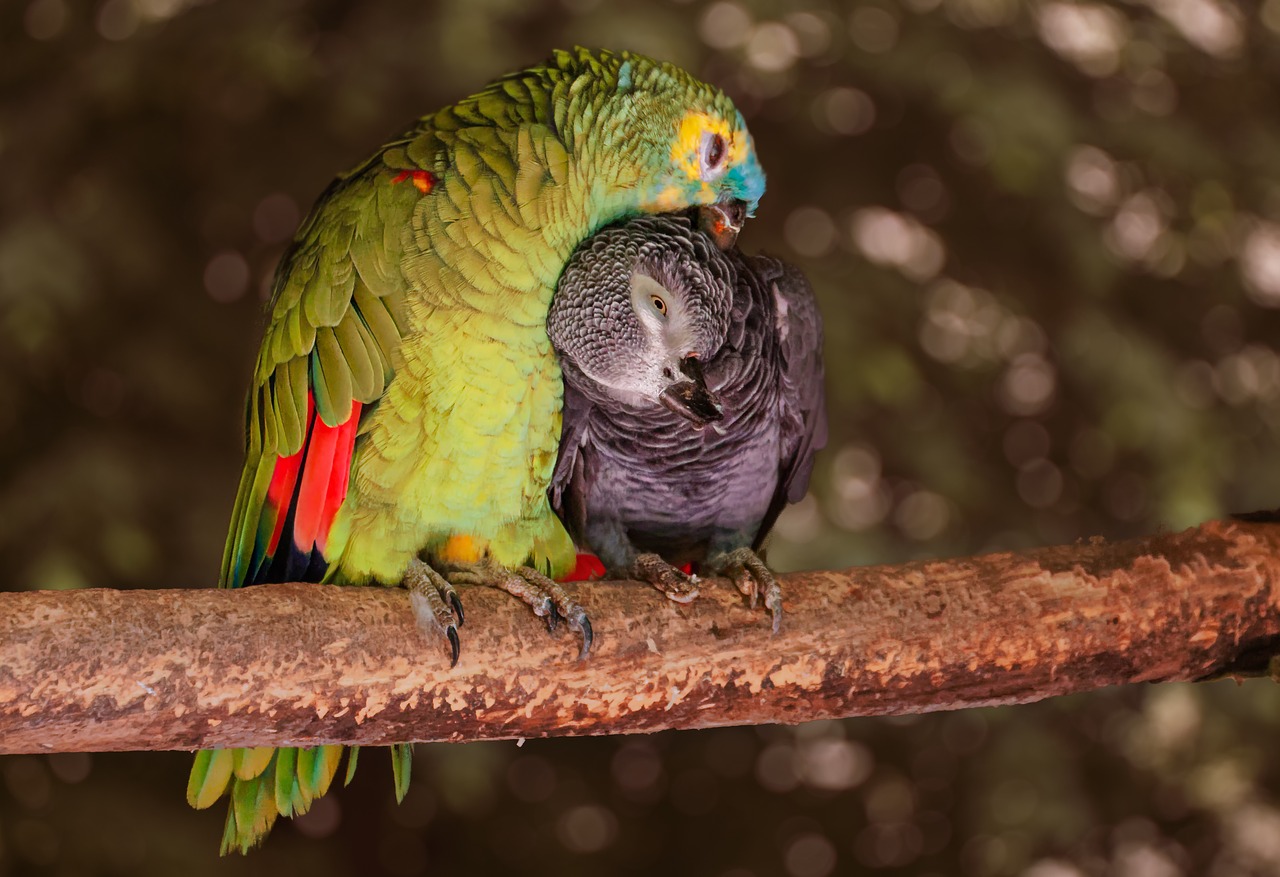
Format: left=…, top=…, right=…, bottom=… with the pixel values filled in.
left=547, top=213, right=827, bottom=631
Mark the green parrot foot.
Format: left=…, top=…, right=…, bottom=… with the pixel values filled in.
left=710, top=547, right=782, bottom=635
left=405, top=560, right=465, bottom=666
left=448, top=561, right=593, bottom=661
left=629, top=553, right=701, bottom=604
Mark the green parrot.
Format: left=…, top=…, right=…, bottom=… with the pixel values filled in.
left=187, top=47, right=766, bottom=853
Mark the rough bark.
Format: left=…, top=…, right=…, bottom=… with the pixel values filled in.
left=1, top=516, right=1278, bottom=755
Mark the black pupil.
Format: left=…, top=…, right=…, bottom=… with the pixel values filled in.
left=706, top=134, right=725, bottom=168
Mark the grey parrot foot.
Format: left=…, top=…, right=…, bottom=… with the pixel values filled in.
left=404, top=560, right=465, bottom=667
left=712, top=547, right=783, bottom=634
left=448, top=562, right=593, bottom=661
left=630, top=553, right=701, bottom=604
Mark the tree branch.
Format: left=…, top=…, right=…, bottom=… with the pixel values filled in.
left=2, top=516, right=1278, bottom=755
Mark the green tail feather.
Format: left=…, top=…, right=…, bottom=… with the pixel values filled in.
left=189, top=745, right=359, bottom=855
left=273, top=747, right=298, bottom=817
left=391, top=743, right=413, bottom=804
left=344, top=746, right=361, bottom=786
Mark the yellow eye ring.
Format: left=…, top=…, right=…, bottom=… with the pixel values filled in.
left=650, top=294, right=668, bottom=316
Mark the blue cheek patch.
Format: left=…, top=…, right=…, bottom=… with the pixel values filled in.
left=729, top=156, right=767, bottom=216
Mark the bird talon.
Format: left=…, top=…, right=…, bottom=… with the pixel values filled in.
left=449, top=592, right=466, bottom=626
left=447, top=562, right=592, bottom=660
left=715, top=548, right=783, bottom=632
left=632, top=553, right=702, bottom=605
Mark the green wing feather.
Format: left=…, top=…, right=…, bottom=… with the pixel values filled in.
left=195, top=155, right=425, bottom=856
left=220, top=163, right=417, bottom=594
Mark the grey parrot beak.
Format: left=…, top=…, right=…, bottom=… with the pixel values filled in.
left=659, top=355, right=724, bottom=428
left=698, top=200, right=747, bottom=251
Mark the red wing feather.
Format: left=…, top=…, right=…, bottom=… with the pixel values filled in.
left=248, top=392, right=359, bottom=586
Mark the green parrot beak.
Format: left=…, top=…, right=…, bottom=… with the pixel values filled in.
left=659, top=355, right=724, bottom=428
left=698, top=200, right=747, bottom=251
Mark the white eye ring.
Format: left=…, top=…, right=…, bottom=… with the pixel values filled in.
left=700, top=131, right=728, bottom=181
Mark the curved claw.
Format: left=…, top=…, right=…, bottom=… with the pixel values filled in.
left=446, top=626, right=461, bottom=667
left=577, top=616, right=594, bottom=661
left=405, top=560, right=467, bottom=665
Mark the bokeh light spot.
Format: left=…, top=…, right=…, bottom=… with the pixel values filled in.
left=506, top=754, right=556, bottom=803
left=1017, top=459, right=1063, bottom=509
left=784, top=833, right=838, bottom=877
left=253, top=193, right=301, bottom=244
left=851, top=208, right=945, bottom=281
left=556, top=804, right=618, bottom=853
left=1065, top=146, right=1119, bottom=215
left=611, top=740, right=665, bottom=803
left=1239, top=220, right=1280, bottom=306
left=815, top=87, right=875, bottom=136
left=897, top=164, right=949, bottom=220
left=1036, top=2, right=1128, bottom=76
left=849, top=7, right=899, bottom=54
left=1000, top=353, right=1057, bottom=416
left=25, top=0, right=68, bottom=39
left=293, top=794, right=341, bottom=838
left=830, top=444, right=889, bottom=531
left=1003, top=420, right=1051, bottom=466
left=96, top=0, right=138, bottom=40
left=746, top=22, right=801, bottom=72
left=895, top=489, right=950, bottom=540
left=785, top=11, right=833, bottom=57
left=1147, top=0, right=1242, bottom=58
left=784, top=207, right=837, bottom=258
left=203, top=251, right=250, bottom=303
left=756, top=742, right=799, bottom=793
left=699, top=2, right=753, bottom=50
left=798, top=738, right=873, bottom=791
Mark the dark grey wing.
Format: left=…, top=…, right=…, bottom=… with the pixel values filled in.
left=548, top=370, right=594, bottom=546
left=752, top=256, right=828, bottom=547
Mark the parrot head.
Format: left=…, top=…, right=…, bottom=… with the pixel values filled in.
left=635, top=104, right=766, bottom=222
left=551, top=49, right=765, bottom=230
left=549, top=214, right=733, bottom=428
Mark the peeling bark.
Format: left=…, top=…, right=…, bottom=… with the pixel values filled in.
left=1, top=516, right=1278, bottom=755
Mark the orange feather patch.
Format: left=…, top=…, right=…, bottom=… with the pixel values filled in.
left=392, top=169, right=436, bottom=195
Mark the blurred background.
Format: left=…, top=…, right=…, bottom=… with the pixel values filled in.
left=5, top=0, right=1280, bottom=874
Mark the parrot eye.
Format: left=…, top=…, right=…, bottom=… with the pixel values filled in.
left=700, top=132, right=728, bottom=180
left=650, top=294, right=668, bottom=316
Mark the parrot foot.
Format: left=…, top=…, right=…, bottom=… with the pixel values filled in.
left=630, top=553, right=701, bottom=604
left=448, top=562, right=593, bottom=661
left=405, top=560, right=466, bottom=667
left=711, top=547, right=782, bottom=634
